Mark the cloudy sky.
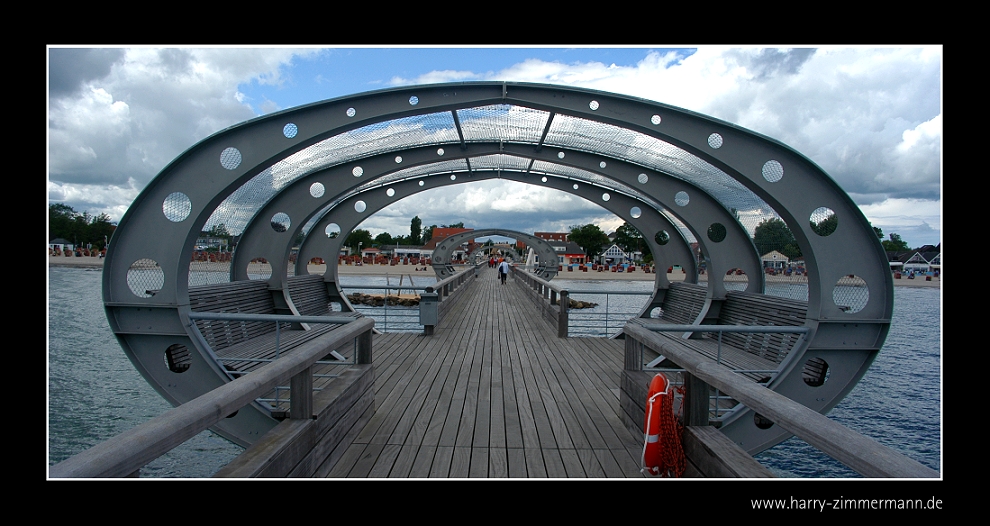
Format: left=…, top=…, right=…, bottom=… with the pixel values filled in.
left=47, top=46, right=942, bottom=249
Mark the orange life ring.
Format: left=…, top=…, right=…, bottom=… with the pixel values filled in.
left=642, top=373, right=669, bottom=475
left=641, top=373, right=686, bottom=477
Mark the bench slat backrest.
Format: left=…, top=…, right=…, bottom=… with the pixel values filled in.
left=286, top=274, right=333, bottom=317
left=716, top=290, right=808, bottom=364
left=659, top=282, right=708, bottom=325
left=189, top=280, right=278, bottom=352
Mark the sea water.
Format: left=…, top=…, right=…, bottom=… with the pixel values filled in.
left=48, top=268, right=940, bottom=477
left=47, top=266, right=244, bottom=477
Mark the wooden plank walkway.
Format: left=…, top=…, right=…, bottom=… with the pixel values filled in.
left=326, top=267, right=648, bottom=478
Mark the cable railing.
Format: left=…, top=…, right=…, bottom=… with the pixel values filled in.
left=621, top=321, right=938, bottom=478
left=338, top=263, right=482, bottom=334
left=636, top=324, right=810, bottom=422
left=509, top=265, right=653, bottom=338
left=565, top=289, right=653, bottom=337
left=339, top=284, right=427, bottom=332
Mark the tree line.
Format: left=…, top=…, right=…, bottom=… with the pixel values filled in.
left=49, top=203, right=115, bottom=249
left=754, top=217, right=914, bottom=258
left=53, top=201, right=917, bottom=261
left=341, top=216, right=467, bottom=253
left=567, top=216, right=918, bottom=266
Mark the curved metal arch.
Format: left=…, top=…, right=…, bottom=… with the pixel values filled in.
left=108, top=82, right=890, bottom=321
left=494, top=144, right=765, bottom=297
left=429, top=229, right=560, bottom=280
left=499, top=84, right=890, bottom=322
left=297, top=168, right=722, bottom=329
left=228, top=143, right=461, bottom=283
left=291, top=169, right=690, bottom=314
left=284, top=160, right=876, bottom=453
left=473, top=245, right=515, bottom=257
left=103, top=82, right=892, bottom=454
left=235, top=139, right=762, bottom=316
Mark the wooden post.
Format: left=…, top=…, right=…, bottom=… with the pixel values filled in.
left=290, top=366, right=313, bottom=420
left=356, top=329, right=373, bottom=364
left=558, top=290, right=569, bottom=338
left=682, top=372, right=710, bottom=427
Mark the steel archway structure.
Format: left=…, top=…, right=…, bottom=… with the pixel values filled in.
left=103, top=82, right=892, bottom=452
left=429, top=228, right=560, bottom=280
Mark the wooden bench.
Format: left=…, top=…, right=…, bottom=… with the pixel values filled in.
left=636, top=290, right=808, bottom=382
left=188, top=277, right=360, bottom=379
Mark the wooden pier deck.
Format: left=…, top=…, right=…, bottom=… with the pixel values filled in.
left=326, top=267, right=647, bottom=478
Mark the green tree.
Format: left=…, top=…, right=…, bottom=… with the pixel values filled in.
left=49, top=203, right=116, bottom=248
left=410, top=216, right=422, bottom=245
left=49, top=203, right=76, bottom=241
left=89, top=213, right=115, bottom=248
left=423, top=224, right=436, bottom=243
left=810, top=213, right=837, bottom=237
left=753, top=218, right=802, bottom=259
left=374, top=232, right=394, bottom=246
left=614, top=222, right=645, bottom=259
left=208, top=223, right=231, bottom=238
left=882, top=233, right=910, bottom=252
left=345, top=229, right=374, bottom=253
left=569, top=224, right=610, bottom=260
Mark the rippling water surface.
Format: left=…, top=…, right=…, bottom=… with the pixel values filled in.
left=48, top=268, right=940, bottom=477
left=48, top=267, right=243, bottom=477
left=756, top=286, right=941, bottom=477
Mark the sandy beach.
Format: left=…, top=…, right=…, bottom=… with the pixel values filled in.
left=48, top=255, right=940, bottom=288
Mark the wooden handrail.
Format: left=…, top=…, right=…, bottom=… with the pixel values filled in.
left=424, top=263, right=483, bottom=294
left=509, top=266, right=569, bottom=337
left=50, top=317, right=375, bottom=478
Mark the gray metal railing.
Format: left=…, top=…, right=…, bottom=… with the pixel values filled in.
left=339, top=285, right=427, bottom=332
left=509, top=266, right=653, bottom=337
left=50, top=316, right=375, bottom=478
left=421, top=263, right=483, bottom=335
left=565, top=289, right=652, bottom=337
left=337, top=264, right=481, bottom=334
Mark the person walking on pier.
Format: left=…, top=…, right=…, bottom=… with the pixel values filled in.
left=497, top=259, right=509, bottom=285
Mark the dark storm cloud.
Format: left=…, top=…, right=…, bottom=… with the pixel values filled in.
left=728, top=48, right=816, bottom=79
left=49, top=48, right=125, bottom=99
